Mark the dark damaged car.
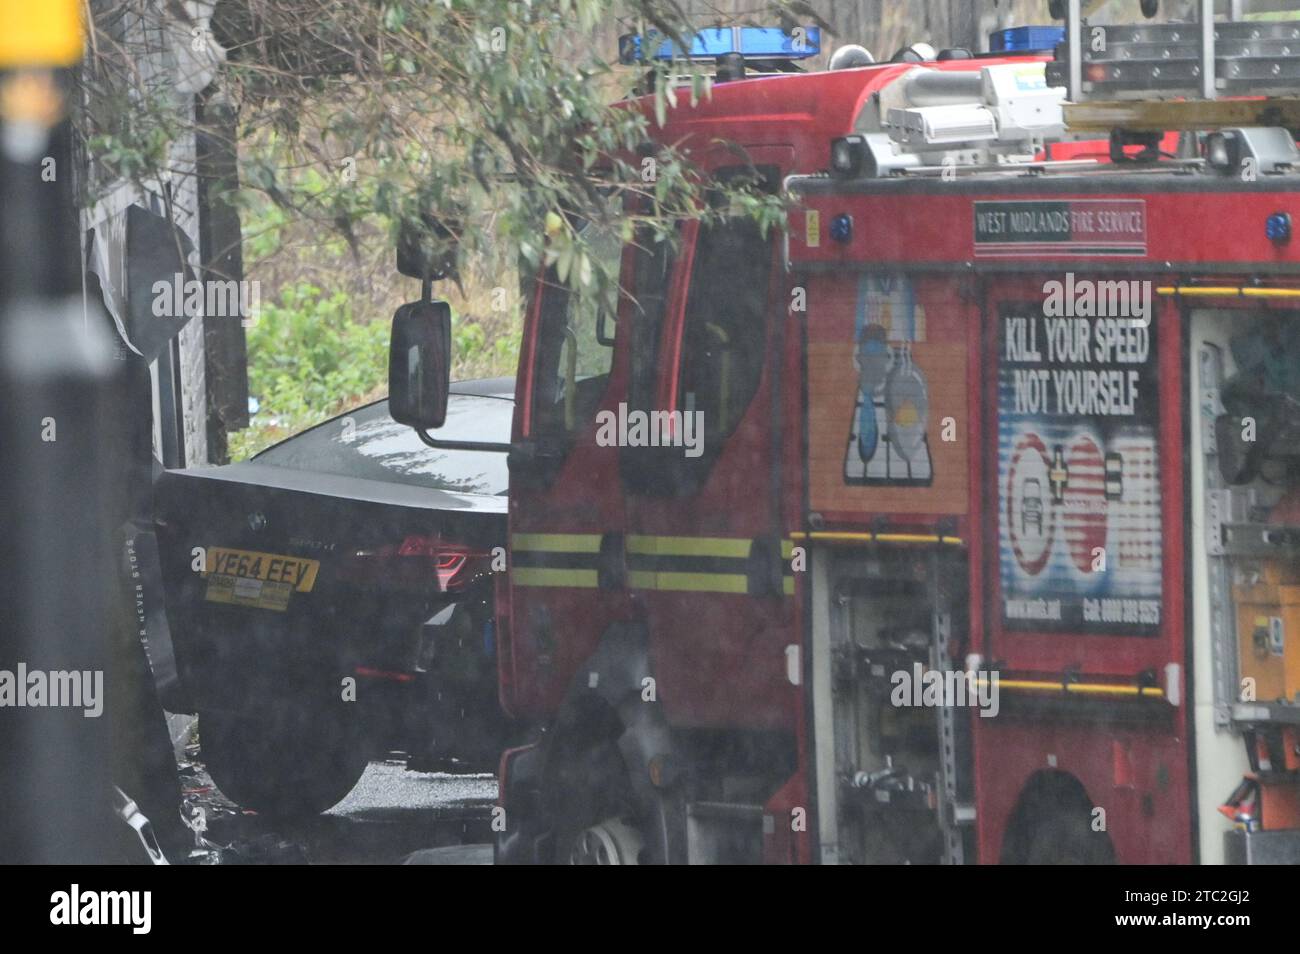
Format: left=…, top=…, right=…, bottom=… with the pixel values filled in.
left=154, top=379, right=513, bottom=817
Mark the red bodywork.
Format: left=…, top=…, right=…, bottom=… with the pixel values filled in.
left=500, top=55, right=1045, bottom=719
left=499, top=52, right=1300, bottom=863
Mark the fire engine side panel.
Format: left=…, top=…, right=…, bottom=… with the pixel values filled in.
left=800, top=271, right=977, bottom=863
left=788, top=185, right=1300, bottom=274
left=978, top=281, right=1184, bottom=677
left=972, top=719, right=1191, bottom=864
left=803, top=272, right=972, bottom=531
left=974, top=281, right=1192, bottom=863
left=787, top=178, right=1271, bottom=864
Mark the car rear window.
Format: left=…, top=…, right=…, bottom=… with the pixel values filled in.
left=253, top=393, right=511, bottom=495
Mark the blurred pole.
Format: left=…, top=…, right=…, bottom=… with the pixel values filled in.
left=0, top=0, right=118, bottom=862
left=947, top=1, right=978, bottom=51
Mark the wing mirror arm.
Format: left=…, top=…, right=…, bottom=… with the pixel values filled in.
left=414, top=430, right=512, bottom=453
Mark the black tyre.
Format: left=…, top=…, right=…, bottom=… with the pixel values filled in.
left=200, top=701, right=369, bottom=819
left=1001, top=772, right=1117, bottom=865
left=1141, top=0, right=1159, bottom=19
left=545, top=737, right=650, bottom=864
left=1020, top=805, right=1116, bottom=864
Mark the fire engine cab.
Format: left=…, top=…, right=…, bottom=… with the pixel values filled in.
left=390, top=1, right=1300, bottom=864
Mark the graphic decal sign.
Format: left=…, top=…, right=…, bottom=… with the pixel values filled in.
left=844, top=275, right=933, bottom=486
left=997, top=301, right=1162, bottom=635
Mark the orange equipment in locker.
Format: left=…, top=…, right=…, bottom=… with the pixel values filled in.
left=1233, top=560, right=1300, bottom=704
left=1220, top=727, right=1300, bottom=831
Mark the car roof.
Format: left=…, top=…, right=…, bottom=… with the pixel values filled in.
left=449, top=376, right=515, bottom=399
left=251, top=378, right=514, bottom=462
left=245, top=381, right=514, bottom=498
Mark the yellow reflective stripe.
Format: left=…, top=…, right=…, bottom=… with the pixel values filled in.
left=630, top=568, right=747, bottom=593
left=511, top=533, right=602, bottom=553
left=627, top=535, right=753, bottom=594
left=634, top=570, right=793, bottom=595
left=626, top=570, right=657, bottom=589
left=512, top=567, right=599, bottom=588
left=781, top=539, right=795, bottom=559
left=648, top=572, right=749, bottom=594
left=0, top=0, right=83, bottom=67
left=626, top=535, right=752, bottom=558
left=508, top=534, right=796, bottom=596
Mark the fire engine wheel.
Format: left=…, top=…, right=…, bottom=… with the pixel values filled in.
left=1001, top=772, right=1116, bottom=865
left=546, top=733, right=662, bottom=864
left=1020, top=806, right=1116, bottom=865
left=568, top=818, right=645, bottom=865
left=200, top=702, right=370, bottom=820
left=1141, top=0, right=1159, bottom=18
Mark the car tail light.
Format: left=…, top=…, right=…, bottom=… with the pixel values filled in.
left=396, top=535, right=471, bottom=590
left=340, top=535, right=480, bottom=592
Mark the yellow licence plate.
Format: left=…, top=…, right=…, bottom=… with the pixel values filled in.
left=202, top=547, right=320, bottom=612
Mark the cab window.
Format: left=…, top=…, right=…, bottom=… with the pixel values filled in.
left=676, top=218, right=773, bottom=443
left=529, top=215, right=622, bottom=437
left=627, top=224, right=676, bottom=415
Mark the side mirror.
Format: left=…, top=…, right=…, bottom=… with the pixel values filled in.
left=396, top=215, right=460, bottom=282
left=389, top=300, right=452, bottom=430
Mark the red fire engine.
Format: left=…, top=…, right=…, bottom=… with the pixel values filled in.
left=391, top=2, right=1300, bottom=864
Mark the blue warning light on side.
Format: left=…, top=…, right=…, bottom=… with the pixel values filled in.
left=988, top=25, right=1065, bottom=52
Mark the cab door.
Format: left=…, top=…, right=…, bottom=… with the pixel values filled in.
left=503, top=211, right=672, bottom=718
left=622, top=208, right=798, bottom=732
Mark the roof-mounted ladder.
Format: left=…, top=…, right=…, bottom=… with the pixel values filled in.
left=1051, top=0, right=1300, bottom=131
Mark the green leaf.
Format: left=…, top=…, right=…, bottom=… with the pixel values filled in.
left=383, top=4, right=407, bottom=31
left=555, top=243, right=574, bottom=284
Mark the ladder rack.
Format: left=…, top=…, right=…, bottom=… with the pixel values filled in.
left=1050, top=0, right=1300, bottom=131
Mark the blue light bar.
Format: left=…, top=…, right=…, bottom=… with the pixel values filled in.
left=988, top=25, right=1065, bottom=53
left=618, top=26, right=821, bottom=65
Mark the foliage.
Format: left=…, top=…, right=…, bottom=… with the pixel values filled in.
left=82, top=0, right=812, bottom=460
left=229, top=275, right=522, bottom=459
left=228, top=174, right=522, bottom=459
left=83, top=0, right=802, bottom=311
left=227, top=282, right=390, bottom=459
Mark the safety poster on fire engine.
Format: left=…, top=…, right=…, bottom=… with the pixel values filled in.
left=997, top=298, right=1162, bottom=636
